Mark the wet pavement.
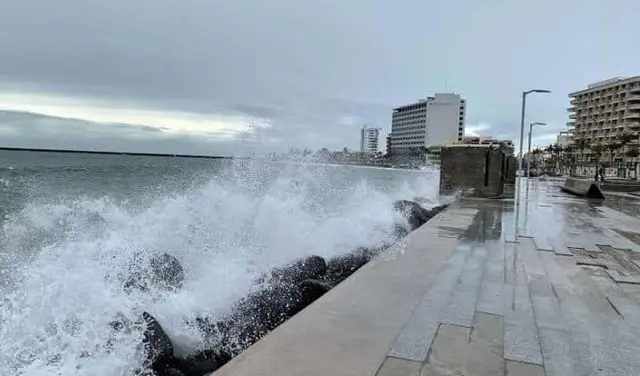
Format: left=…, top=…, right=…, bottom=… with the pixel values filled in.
left=380, top=178, right=640, bottom=376
left=214, top=179, right=640, bottom=376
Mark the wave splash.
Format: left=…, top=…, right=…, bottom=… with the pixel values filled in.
left=0, top=161, right=441, bottom=376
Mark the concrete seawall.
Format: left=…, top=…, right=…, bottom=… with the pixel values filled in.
left=211, top=179, right=640, bottom=376
left=211, top=206, right=478, bottom=376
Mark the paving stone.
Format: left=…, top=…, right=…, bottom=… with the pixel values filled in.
left=504, top=283, right=543, bottom=365
left=533, top=235, right=554, bottom=252
left=528, top=273, right=554, bottom=297
left=375, top=356, right=421, bottom=376
left=441, top=249, right=486, bottom=326
left=606, top=294, right=640, bottom=324
left=539, top=252, right=572, bottom=287
left=470, top=312, right=504, bottom=352
left=483, top=243, right=505, bottom=282
left=477, top=280, right=505, bottom=316
left=537, top=326, right=582, bottom=376
left=518, top=237, right=546, bottom=276
left=506, top=361, right=545, bottom=376
left=554, top=247, right=575, bottom=257
left=421, top=315, right=505, bottom=376
left=504, top=242, right=518, bottom=284
left=388, top=248, right=472, bottom=362
left=606, top=269, right=640, bottom=285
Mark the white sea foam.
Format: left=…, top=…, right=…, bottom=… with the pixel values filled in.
left=0, top=160, right=442, bottom=376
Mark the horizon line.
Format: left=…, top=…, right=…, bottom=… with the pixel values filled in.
left=0, top=147, right=233, bottom=159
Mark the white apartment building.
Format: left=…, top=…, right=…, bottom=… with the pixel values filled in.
left=389, top=93, right=465, bottom=153
left=568, top=76, right=640, bottom=177
left=569, top=77, right=640, bottom=152
left=359, top=126, right=380, bottom=153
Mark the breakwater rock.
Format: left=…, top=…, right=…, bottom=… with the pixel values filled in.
left=136, top=200, right=448, bottom=376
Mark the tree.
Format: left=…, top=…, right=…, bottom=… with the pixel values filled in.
left=565, top=144, right=575, bottom=175
left=626, top=145, right=640, bottom=180
left=605, top=141, right=620, bottom=173
left=576, top=138, right=588, bottom=174
left=618, top=132, right=636, bottom=169
left=591, top=143, right=605, bottom=168
left=619, top=132, right=636, bottom=148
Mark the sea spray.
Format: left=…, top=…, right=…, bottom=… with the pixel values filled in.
left=0, top=159, right=442, bottom=376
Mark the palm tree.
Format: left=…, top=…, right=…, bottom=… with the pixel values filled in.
left=575, top=139, right=588, bottom=175
left=565, top=144, right=575, bottom=175
left=605, top=141, right=621, bottom=176
left=618, top=132, right=636, bottom=175
left=626, top=145, right=640, bottom=180
left=555, top=144, right=566, bottom=174
left=591, top=143, right=605, bottom=172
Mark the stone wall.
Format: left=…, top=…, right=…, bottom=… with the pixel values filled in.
left=439, top=146, right=505, bottom=197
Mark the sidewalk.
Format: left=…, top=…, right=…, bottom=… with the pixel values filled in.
left=213, top=179, right=640, bottom=376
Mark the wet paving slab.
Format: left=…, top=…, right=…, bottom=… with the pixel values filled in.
left=379, top=179, right=640, bottom=376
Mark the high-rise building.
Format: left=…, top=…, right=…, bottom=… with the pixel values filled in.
left=359, top=126, right=380, bottom=153
left=568, top=77, right=640, bottom=162
left=389, top=93, right=465, bottom=153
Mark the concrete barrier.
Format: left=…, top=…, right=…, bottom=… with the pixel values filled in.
left=561, top=177, right=605, bottom=199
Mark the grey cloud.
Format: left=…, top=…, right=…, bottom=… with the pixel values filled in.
left=0, top=110, right=248, bottom=156
left=1, top=0, right=640, bottom=153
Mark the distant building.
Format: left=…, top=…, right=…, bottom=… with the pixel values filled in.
left=389, top=93, right=466, bottom=154
left=556, top=131, right=572, bottom=147
left=360, top=126, right=380, bottom=153
left=427, top=136, right=514, bottom=165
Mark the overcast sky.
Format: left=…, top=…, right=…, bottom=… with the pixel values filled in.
left=1, top=0, right=638, bottom=156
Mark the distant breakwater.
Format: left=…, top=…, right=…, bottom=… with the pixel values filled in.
left=112, top=200, right=448, bottom=376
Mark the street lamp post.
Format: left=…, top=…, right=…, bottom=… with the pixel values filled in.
left=515, top=89, right=550, bottom=237
left=527, top=122, right=547, bottom=178
left=518, top=90, right=551, bottom=176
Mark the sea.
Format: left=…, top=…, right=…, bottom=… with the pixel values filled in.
left=0, top=149, right=442, bottom=376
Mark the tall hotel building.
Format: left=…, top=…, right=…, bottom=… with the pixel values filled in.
left=389, top=93, right=465, bottom=153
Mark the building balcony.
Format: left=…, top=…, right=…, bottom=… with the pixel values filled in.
left=624, top=111, right=640, bottom=119
left=628, top=103, right=640, bottom=111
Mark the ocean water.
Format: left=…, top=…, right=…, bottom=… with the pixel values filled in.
left=0, top=149, right=442, bottom=376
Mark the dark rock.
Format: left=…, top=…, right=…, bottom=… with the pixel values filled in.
left=124, top=253, right=185, bottom=292
left=163, top=369, right=187, bottom=376
left=149, top=253, right=185, bottom=291
left=392, top=224, right=409, bottom=239
left=325, top=247, right=378, bottom=284
left=177, top=354, right=226, bottom=376
left=393, top=200, right=448, bottom=231
left=393, top=200, right=432, bottom=230
left=299, top=279, right=333, bottom=306
left=266, top=255, right=327, bottom=285
left=142, top=312, right=175, bottom=375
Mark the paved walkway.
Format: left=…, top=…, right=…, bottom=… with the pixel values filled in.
left=214, top=179, right=640, bottom=376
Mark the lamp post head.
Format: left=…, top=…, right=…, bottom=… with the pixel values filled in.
left=531, top=122, right=547, bottom=126
left=525, top=89, right=551, bottom=95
